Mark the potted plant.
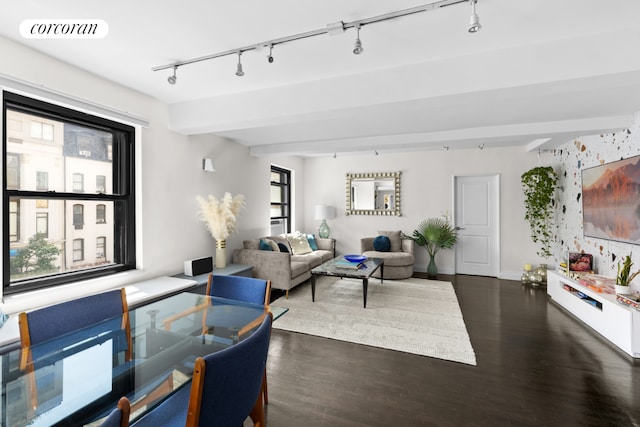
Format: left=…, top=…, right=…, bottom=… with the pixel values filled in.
left=521, top=166, right=558, bottom=258
left=406, top=217, right=457, bottom=279
left=616, top=254, right=640, bottom=294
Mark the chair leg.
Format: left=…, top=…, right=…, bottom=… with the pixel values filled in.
left=131, top=373, right=174, bottom=413
left=285, top=290, right=289, bottom=299
left=249, top=388, right=265, bottom=427
left=262, top=370, right=268, bottom=405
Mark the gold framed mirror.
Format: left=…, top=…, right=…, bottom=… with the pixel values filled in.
left=345, top=171, right=401, bottom=216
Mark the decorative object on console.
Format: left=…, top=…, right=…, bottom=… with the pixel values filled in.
left=196, top=192, right=245, bottom=269
left=184, top=256, right=213, bottom=276
left=569, top=252, right=593, bottom=272
left=616, top=254, right=640, bottom=294
left=314, top=205, right=336, bottom=238
left=520, top=166, right=559, bottom=258
left=528, top=264, right=548, bottom=286
left=406, top=217, right=457, bottom=279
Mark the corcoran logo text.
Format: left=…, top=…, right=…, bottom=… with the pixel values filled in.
left=20, top=19, right=108, bottom=39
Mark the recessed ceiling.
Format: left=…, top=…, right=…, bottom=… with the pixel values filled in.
left=2, top=0, right=640, bottom=157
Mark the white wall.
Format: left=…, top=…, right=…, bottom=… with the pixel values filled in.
left=551, top=111, right=640, bottom=292
left=0, top=37, right=305, bottom=314
left=303, top=147, right=550, bottom=279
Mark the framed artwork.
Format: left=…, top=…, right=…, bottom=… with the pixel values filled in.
left=582, top=155, right=640, bottom=244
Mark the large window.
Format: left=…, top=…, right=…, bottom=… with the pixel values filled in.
left=270, top=165, right=291, bottom=234
left=3, top=91, right=136, bottom=295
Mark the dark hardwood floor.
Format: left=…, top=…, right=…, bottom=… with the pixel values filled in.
left=263, top=274, right=640, bottom=426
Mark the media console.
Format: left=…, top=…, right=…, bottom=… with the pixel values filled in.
left=547, top=270, right=640, bottom=358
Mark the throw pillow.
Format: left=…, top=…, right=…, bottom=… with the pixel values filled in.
left=287, top=231, right=313, bottom=255
left=259, top=239, right=273, bottom=251
left=373, top=235, right=391, bottom=252
left=277, top=243, right=290, bottom=253
left=306, top=234, right=319, bottom=251
left=378, top=230, right=402, bottom=252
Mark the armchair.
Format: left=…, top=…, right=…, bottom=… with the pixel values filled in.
left=361, top=232, right=415, bottom=279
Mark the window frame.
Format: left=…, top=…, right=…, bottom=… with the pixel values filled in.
left=2, top=91, right=136, bottom=295
left=270, top=165, right=291, bottom=234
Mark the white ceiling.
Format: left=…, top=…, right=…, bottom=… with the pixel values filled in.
left=3, top=0, right=640, bottom=157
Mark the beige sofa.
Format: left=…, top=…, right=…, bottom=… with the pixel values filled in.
left=232, top=233, right=334, bottom=297
left=361, top=231, right=414, bottom=279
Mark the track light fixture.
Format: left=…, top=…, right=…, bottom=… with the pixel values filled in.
left=468, top=0, right=481, bottom=33
left=353, top=24, right=363, bottom=55
left=478, top=144, right=485, bottom=150
left=153, top=0, right=482, bottom=77
left=235, top=51, right=244, bottom=77
left=267, top=44, right=274, bottom=63
left=443, top=145, right=450, bottom=151
left=374, top=150, right=379, bottom=155
left=167, top=66, right=177, bottom=85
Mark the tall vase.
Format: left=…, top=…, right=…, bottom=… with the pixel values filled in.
left=427, top=253, right=438, bottom=279
left=215, top=239, right=227, bottom=269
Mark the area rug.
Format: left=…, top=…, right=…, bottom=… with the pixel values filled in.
left=270, top=277, right=477, bottom=365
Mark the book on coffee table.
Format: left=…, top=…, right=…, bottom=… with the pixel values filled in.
left=335, top=260, right=363, bottom=270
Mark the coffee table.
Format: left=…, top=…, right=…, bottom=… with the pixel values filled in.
left=310, top=256, right=384, bottom=308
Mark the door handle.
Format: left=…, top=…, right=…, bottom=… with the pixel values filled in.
left=455, top=227, right=465, bottom=230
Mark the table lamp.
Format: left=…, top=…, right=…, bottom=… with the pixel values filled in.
left=314, top=205, right=336, bottom=238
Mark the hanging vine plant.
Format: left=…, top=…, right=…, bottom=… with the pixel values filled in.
left=521, top=166, right=559, bottom=258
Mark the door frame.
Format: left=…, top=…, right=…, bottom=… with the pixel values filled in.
left=452, top=173, right=501, bottom=277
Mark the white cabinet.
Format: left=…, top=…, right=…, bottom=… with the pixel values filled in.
left=547, top=270, right=640, bottom=357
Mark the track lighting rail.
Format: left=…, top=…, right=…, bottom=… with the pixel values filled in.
left=152, top=0, right=473, bottom=73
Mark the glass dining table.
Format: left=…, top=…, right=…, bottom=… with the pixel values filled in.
left=0, top=292, right=287, bottom=427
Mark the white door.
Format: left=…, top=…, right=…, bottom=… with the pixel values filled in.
left=454, top=175, right=500, bottom=277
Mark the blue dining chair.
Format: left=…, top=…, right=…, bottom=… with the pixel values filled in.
left=206, top=274, right=272, bottom=305
left=101, top=397, right=130, bottom=427
left=206, top=274, right=272, bottom=404
left=18, top=289, right=132, bottom=415
left=18, top=288, right=172, bottom=417
left=132, top=312, right=273, bottom=427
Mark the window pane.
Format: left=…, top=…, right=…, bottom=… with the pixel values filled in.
left=8, top=199, right=116, bottom=282
left=6, top=109, right=114, bottom=194
left=96, top=236, right=106, bottom=261
left=271, top=171, right=281, bottom=183
left=4, top=92, right=132, bottom=294
left=36, top=212, right=48, bottom=237
left=96, top=175, right=106, bottom=193
left=36, top=171, right=48, bottom=191
left=9, top=199, right=19, bottom=242
left=270, top=185, right=282, bottom=203
left=96, top=204, right=106, bottom=223
left=6, top=153, right=20, bottom=189
left=73, top=238, right=84, bottom=261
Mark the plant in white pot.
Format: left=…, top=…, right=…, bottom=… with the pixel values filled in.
left=616, top=254, right=640, bottom=295
left=196, top=192, right=245, bottom=269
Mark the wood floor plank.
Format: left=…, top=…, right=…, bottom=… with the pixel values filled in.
left=263, top=274, right=640, bottom=426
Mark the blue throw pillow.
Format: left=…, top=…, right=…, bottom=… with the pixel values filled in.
left=373, top=235, right=391, bottom=252
left=278, top=243, right=290, bottom=253
left=306, top=234, right=319, bottom=251
left=259, top=239, right=273, bottom=251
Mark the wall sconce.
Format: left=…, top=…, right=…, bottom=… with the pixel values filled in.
left=203, top=158, right=215, bottom=172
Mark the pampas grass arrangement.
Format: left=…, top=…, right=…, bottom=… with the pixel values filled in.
left=196, top=193, right=245, bottom=241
